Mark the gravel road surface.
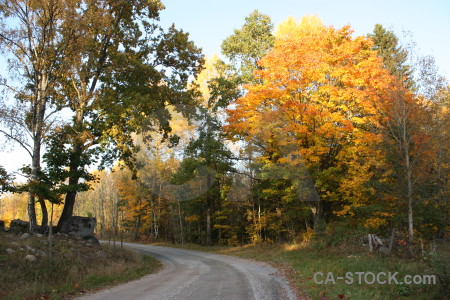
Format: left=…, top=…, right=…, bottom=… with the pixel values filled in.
left=78, top=242, right=297, bottom=300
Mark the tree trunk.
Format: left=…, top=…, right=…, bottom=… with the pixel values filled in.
left=313, top=199, right=325, bottom=230
left=38, top=198, right=48, bottom=233
left=206, top=208, right=211, bottom=245
left=57, top=140, right=83, bottom=230
left=436, top=147, right=446, bottom=239
left=28, top=85, right=47, bottom=233
left=58, top=191, right=77, bottom=230
left=48, top=203, right=54, bottom=261
left=406, top=154, right=414, bottom=242
left=100, top=192, right=105, bottom=238
left=112, top=213, right=116, bottom=247
left=258, top=201, right=262, bottom=240
left=150, top=195, right=155, bottom=239
left=152, top=196, right=159, bottom=240
left=156, top=183, right=162, bottom=239
left=206, top=173, right=212, bottom=245
left=177, top=199, right=184, bottom=245
left=57, top=107, right=85, bottom=231
left=403, top=115, right=414, bottom=242
left=27, top=194, right=38, bottom=234
left=388, top=228, right=396, bottom=255
left=133, top=215, right=140, bottom=240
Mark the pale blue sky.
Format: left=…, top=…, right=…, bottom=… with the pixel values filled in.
left=158, top=0, right=450, bottom=78
left=1, top=0, right=449, bottom=175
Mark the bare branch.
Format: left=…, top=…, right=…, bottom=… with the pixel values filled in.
left=0, top=128, right=33, bottom=157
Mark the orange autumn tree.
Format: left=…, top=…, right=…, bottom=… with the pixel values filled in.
left=225, top=16, right=396, bottom=228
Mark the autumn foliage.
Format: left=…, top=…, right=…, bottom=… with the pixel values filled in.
left=2, top=12, right=447, bottom=247
left=226, top=17, right=396, bottom=226
left=62, top=16, right=448, bottom=245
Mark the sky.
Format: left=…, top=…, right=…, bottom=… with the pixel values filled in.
left=1, top=0, right=449, bottom=176
left=158, top=0, right=450, bottom=78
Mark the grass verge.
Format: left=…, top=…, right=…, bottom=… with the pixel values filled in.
left=0, top=232, right=161, bottom=299
left=152, top=242, right=448, bottom=300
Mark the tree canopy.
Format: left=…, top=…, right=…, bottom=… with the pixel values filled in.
left=0, top=9, right=447, bottom=249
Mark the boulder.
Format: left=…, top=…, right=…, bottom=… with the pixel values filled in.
left=26, top=245, right=35, bottom=253
left=9, top=219, right=29, bottom=234
left=0, top=220, right=4, bottom=232
left=35, top=249, right=47, bottom=257
left=379, top=246, right=390, bottom=255
left=60, top=216, right=97, bottom=238
left=83, top=235, right=100, bottom=246
left=20, top=233, right=30, bottom=239
left=25, top=254, right=37, bottom=262
left=5, top=248, right=15, bottom=254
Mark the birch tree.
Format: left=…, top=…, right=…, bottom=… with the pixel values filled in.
left=0, top=0, right=80, bottom=232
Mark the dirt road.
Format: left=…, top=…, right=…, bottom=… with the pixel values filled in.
left=78, top=243, right=297, bottom=300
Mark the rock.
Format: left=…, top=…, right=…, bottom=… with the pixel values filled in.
left=0, top=220, right=4, bottom=232
left=83, top=235, right=100, bottom=246
left=368, top=234, right=385, bottom=252
left=20, top=233, right=30, bottom=239
left=5, top=248, right=15, bottom=254
left=69, top=232, right=82, bottom=239
left=60, top=216, right=97, bottom=239
left=9, top=219, right=29, bottom=234
left=379, top=246, right=390, bottom=255
left=35, top=249, right=47, bottom=257
left=25, top=254, right=37, bottom=262
left=11, top=242, right=19, bottom=247
left=36, top=233, right=43, bottom=238
left=96, top=251, right=107, bottom=258
left=26, top=245, right=36, bottom=253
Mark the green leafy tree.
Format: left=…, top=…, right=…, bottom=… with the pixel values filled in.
left=180, top=120, right=234, bottom=245
left=52, top=1, right=203, bottom=230
left=368, top=24, right=413, bottom=86
left=220, top=11, right=276, bottom=242
left=0, top=165, right=12, bottom=193
left=172, top=56, right=235, bottom=245
left=221, top=10, right=274, bottom=83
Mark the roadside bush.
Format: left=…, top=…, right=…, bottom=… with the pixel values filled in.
left=312, top=221, right=367, bottom=253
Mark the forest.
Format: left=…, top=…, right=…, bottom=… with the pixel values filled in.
left=0, top=1, right=448, bottom=249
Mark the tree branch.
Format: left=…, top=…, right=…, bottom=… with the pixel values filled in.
left=0, top=128, right=33, bottom=157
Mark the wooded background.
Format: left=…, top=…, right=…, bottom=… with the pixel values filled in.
left=0, top=2, right=448, bottom=247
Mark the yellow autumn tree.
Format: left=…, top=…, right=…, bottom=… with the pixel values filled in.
left=225, top=16, right=396, bottom=227
left=275, top=14, right=323, bottom=38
